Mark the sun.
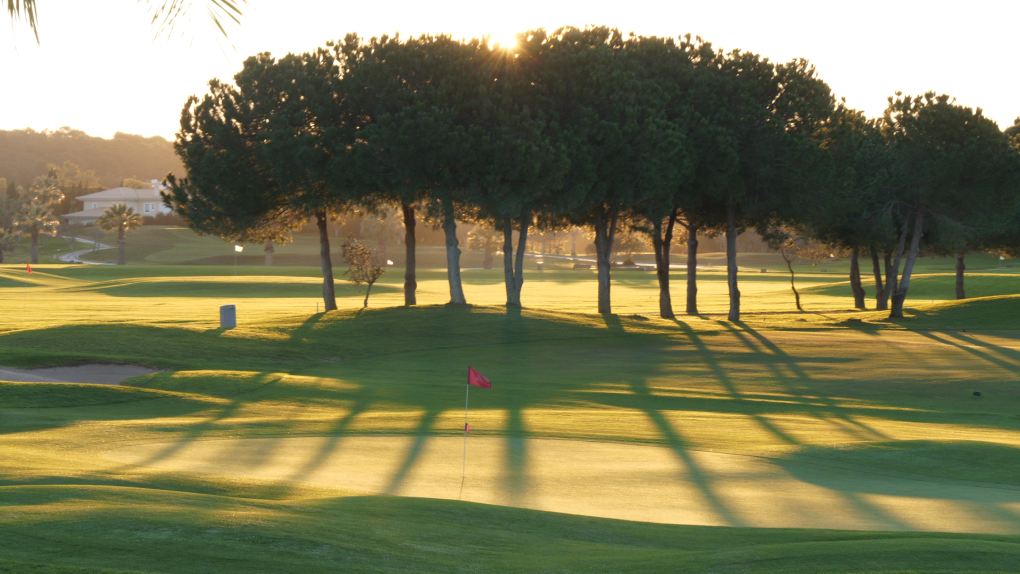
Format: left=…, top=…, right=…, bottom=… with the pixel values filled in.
left=489, top=32, right=518, bottom=50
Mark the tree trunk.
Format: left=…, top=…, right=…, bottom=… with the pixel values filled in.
left=441, top=198, right=467, bottom=305
left=117, top=227, right=126, bottom=265
left=882, top=251, right=895, bottom=310
left=363, top=282, right=373, bottom=308
left=316, top=210, right=338, bottom=311
left=685, top=222, right=699, bottom=315
left=726, top=203, right=740, bottom=322
left=652, top=209, right=677, bottom=319
left=264, top=240, right=274, bottom=266
left=570, top=233, right=577, bottom=258
left=956, top=251, right=966, bottom=300
left=782, top=250, right=803, bottom=311
left=849, top=248, right=865, bottom=310
left=502, top=217, right=519, bottom=307
left=502, top=208, right=531, bottom=308
left=871, top=248, right=886, bottom=311
left=890, top=211, right=924, bottom=318
left=513, top=211, right=529, bottom=300
left=30, top=227, right=39, bottom=264
left=593, top=206, right=617, bottom=314
left=401, top=201, right=417, bottom=306
left=883, top=222, right=910, bottom=313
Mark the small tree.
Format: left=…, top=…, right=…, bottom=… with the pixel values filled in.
left=97, top=203, right=143, bottom=265
left=340, top=235, right=385, bottom=308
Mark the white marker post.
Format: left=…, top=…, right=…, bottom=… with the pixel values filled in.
left=234, top=244, right=243, bottom=276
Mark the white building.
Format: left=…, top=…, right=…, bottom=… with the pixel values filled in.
left=63, top=187, right=171, bottom=224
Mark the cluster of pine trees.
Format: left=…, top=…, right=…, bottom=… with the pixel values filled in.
left=165, top=26, right=1020, bottom=319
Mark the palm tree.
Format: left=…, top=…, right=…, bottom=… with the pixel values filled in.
left=0, top=228, right=18, bottom=263
left=97, top=204, right=144, bottom=265
left=13, top=201, right=59, bottom=264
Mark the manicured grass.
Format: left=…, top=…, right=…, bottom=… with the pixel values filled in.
left=2, top=260, right=1020, bottom=572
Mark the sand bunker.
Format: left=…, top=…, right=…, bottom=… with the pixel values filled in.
left=104, top=436, right=1020, bottom=534
left=0, top=364, right=159, bottom=385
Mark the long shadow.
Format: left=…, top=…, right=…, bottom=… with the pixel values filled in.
left=915, top=331, right=1020, bottom=377
left=384, top=407, right=442, bottom=495
left=666, top=320, right=923, bottom=528
left=601, top=313, right=625, bottom=335
left=114, top=373, right=283, bottom=471
left=288, top=313, right=323, bottom=342
left=285, top=385, right=376, bottom=482
left=503, top=402, right=530, bottom=505
left=942, top=331, right=1020, bottom=371
left=671, top=320, right=799, bottom=445
left=625, top=374, right=746, bottom=527
left=731, top=323, right=889, bottom=441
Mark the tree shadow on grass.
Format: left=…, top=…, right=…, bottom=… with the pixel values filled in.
left=384, top=407, right=443, bottom=495
left=13, top=304, right=1020, bottom=527
left=727, top=322, right=890, bottom=441
left=284, top=385, right=376, bottom=483
left=942, top=331, right=1020, bottom=371
left=671, top=320, right=799, bottom=445
left=624, top=374, right=746, bottom=527
left=914, top=331, right=1020, bottom=376
left=110, top=373, right=283, bottom=472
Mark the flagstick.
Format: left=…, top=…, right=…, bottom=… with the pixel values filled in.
left=462, top=382, right=470, bottom=480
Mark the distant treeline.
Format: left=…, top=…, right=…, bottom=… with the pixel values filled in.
left=0, top=127, right=183, bottom=188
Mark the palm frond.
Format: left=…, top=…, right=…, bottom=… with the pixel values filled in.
left=144, top=0, right=247, bottom=42
left=5, top=0, right=39, bottom=43
left=5, top=1, right=246, bottom=44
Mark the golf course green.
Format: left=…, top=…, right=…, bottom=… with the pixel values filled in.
left=2, top=236, right=1020, bottom=572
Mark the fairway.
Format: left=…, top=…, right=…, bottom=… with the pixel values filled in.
left=105, top=435, right=1020, bottom=533
left=3, top=258, right=1020, bottom=572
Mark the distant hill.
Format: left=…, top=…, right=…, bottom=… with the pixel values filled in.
left=0, top=127, right=184, bottom=187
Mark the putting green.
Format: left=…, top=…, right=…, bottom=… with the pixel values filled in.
left=104, top=435, right=1020, bottom=534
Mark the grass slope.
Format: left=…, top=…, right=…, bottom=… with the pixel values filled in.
left=2, top=264, right=1020, bottom=571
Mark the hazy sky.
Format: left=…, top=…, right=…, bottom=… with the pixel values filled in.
left=2, top=0, right=1017, bottom=140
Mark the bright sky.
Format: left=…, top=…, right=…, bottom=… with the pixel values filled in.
left=2, top=0, right=1017, bottom=140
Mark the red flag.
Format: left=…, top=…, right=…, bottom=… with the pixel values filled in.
left=26, top=264, right=33, bottom=274
left=468, top=367, right=491, bottom=388
left=465, top=423, right=471, bottom=433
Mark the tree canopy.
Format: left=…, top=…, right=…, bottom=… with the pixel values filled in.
left=165, top=27, right=1020, bottom=319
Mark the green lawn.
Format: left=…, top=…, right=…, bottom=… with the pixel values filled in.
left=2, top=251, right=1020, bottom=572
